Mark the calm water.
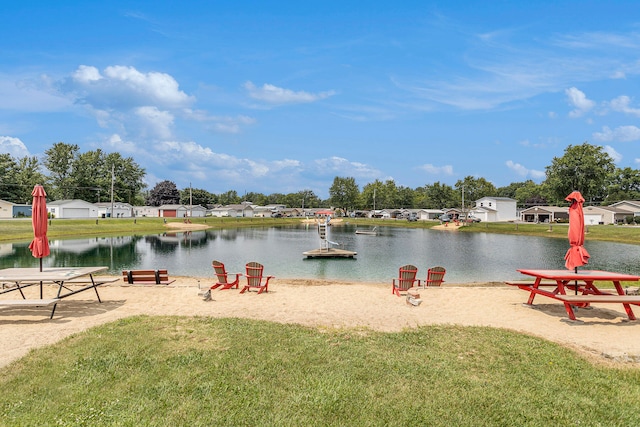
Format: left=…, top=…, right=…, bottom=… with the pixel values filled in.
left=1, top=225, right=638, bottom=283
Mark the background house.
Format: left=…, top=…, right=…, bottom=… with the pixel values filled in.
left=209, top=204, right=255, bottom=218
left=47, top=199, right=99, bottom=218
left=0, top=200, right=15, bottom=218
left=133, top=206, right=160, bottom=217
left=95, top=202, right=133, bottom=218
left=184, top=205, right=207, bottom=217
left=158, top=204, right=188, bottom=218
left=519, top=206, right=568, bottom=223
left=471, top=197, right=517, bottom=222
left=582, top=205, right=629, bottom=225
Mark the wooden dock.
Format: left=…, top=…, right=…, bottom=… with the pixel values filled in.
left=303, top=248, right=357, bottom=259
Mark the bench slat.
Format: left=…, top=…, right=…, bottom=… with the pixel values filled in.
left=505, top=280, right=561, bottom=287
left=0, top=298, right=59, bottom=307
left=556, top=295, right=640, bottom=304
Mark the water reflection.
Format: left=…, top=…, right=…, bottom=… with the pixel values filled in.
left=1, top=225, right=638, bottom=283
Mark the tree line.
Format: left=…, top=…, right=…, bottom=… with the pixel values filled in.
left=1, top=142, right=639, bottom=209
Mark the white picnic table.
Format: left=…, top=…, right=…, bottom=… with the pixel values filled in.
left=0, top=266, right=113, bottom=319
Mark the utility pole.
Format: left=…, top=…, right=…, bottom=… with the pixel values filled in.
left=189, top=182, right=193, bottom=218
left=373, top=188, right=376, bottom=213
left=110, top=164, right=115, bottom=218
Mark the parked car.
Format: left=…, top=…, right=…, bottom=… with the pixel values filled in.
left=407, top=213, right=418, bottom=222
left=467, top=215, right=481, bottom=223
left=439, top=214, right=451, bottom=223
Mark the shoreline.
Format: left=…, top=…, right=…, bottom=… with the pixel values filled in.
left=1, top=276, right=640, bottom=368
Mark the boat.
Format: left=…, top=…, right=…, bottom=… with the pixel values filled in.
left=355, top=226, right=377, bottom=236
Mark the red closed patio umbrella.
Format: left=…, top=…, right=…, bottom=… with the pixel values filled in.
left=564, top=191, right=590, bottom=294
left=28, top=184, right=50, bottom=272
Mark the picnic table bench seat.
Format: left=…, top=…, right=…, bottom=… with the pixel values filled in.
left=505, top=280, right=583, bottom=287
left=122, top=269, right=175, bottom=285
left=0, top=298, right=61, bottom=319
left=554, top=294, right=640, bottom=304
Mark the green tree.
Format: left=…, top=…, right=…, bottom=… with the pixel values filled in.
left=604, top=167, right=640, bottom=204
left=105, top=152, right=146, bottom=205
left=218, top=190, right=240, bottom=205
left=397, top=185, right=415, bottom=208
left=455, top=176, right=497, bottom=208
left=329, top=177, right=359, bottom=213
left=544, top=142, right=616, bottom=204
left=242, top=192, right=268, bottom=206
left=497, top=180, right=546, bottom=207
left=72, top=149, right=106, bottom=202
left=423, top=182, right=457, bottom=209
left=298, top=189, right=320, bottom=209
left=0, top=153, right=21, bottom=202
left=146, top=180, right=180, bottom=206
left=14, top=156, right=47, bottom=203
left=180, top=187, right=215, bottom=207
left=43, top=142, right=80, bottom=199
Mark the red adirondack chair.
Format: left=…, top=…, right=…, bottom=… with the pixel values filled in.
left=211, top=260, right=241, bottom=290
left=240, top=262, right=274, bottom=294
left=392, top=264, right=420, bottom=296
left=425, top=266, right=446, bottom=287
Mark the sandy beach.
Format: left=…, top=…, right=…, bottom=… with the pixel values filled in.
left=2, top=275, right=640, bottom=368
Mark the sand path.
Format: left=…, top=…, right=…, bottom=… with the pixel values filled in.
left=2, top=277, right=640, bottom=368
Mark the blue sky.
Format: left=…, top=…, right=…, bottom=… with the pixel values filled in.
left=1, top=1, right=640, bottom=199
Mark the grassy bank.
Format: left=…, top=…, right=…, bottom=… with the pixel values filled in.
left=2, top=217, right=638, bottom=246
left=457, top=221, right=640, bottom=245
left=2, top=316, right=639, bottom=426
left=0, top=217, right=302, bottom=243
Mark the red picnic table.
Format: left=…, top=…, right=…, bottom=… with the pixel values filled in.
left=507, top=269, right=640, bottom=321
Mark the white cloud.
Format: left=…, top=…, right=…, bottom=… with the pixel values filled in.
left=608, top=95, right=640, bottom=117
left=244, top=81, right=336, bottom=105
left=184, top=109, right=256, bottom=134
left=66, top=65, right=194, bottom=110
left=419, top=163, right=454, bottom=176
left=103, top=134, right=139, bottom=154
left=150, top=140, right=302, bottom=183
left=0, top=136, right=30, bottom=158
left=604, top=145, right=623, bottom=163
left=72, top=65, right=102, bottom=83
left=313, top=156, right=380, bottom=178
left=565, top=87, right=595, bottom=118
left=593, top=125, right=640, bottom=142
left=0, top=75, right=71, bottom=112
left=135, top=106, right=174, bottom=139
left=506, top=160, right=545, bottom=180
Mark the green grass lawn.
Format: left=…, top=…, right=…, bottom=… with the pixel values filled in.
left=1, top=316, right=639, bottom=426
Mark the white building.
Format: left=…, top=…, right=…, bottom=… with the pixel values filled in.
left=95, top=202, right=133, bottom=218
left=47, top=199, right=100, bottom=219
left=471, top=197, right=517, bottom=222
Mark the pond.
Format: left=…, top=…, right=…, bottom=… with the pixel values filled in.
left=1, top=225, right=638, bottom=283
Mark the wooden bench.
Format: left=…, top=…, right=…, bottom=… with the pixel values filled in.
left=0, top=298, right=60, bottom=319
left=122, top=270, right=175, bottom=285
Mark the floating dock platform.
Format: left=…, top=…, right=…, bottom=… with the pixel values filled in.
left=303, top=248, right=357, bottom=259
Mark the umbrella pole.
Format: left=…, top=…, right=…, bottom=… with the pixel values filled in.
left=574, top=267, right=578, bottom=295
left=40, top=258, right=43, bottom=298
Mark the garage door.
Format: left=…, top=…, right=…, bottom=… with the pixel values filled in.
left=63, top=208, right=90, bottom=218
left=584, top=214, right=601, bottom=225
